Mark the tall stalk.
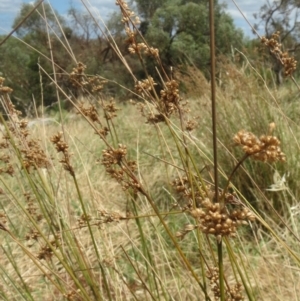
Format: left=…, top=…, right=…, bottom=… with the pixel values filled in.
left=208, top=0, right=225, bottom=300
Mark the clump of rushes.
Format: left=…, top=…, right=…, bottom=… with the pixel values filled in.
left=261, top=32, right=297, bottom=77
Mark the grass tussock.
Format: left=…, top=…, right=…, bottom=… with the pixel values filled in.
left=0, top=1, right=300, bottom=301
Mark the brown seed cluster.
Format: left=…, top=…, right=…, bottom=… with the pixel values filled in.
left=0, top=211, right=8, bottom=232
left=37, top=238, right=59, bottom=261
left=175, top=223, right=197, bottom=240
left=77, top=100, right=118, bottom=137
left=69, top=62, right=88, bottom=89
left=102, top=98, right=119, bottom=120
left=24, top=192, right=43, bottom=223
left=78, top=103, right=100, bottom=123
left=172, top=176, right=254, bottom=240
left=116, top=0, right=159, bottom=59
left=0, top=101, right=50, bottom=173
left=0, top=77, right=13, bottom=94
left=189, top=198, right=255, bottom=241
left=77, top=213, right=92, bottom=228
left=63, top=291, right=77, bottom=301
left=135, top=77, right=157, bottom=97
left=116, top=1, right=194, bottom=127
left=101, top=144, right=140, bottom=192
left=102, top=144, right=127, bottom=166
left=0, top=152, right=14, bottom=176
left=207, top=267, right=222, bottom=300
left=77, top=210, right=126, bottom=229
left=172, top=175, right=207, bottom=208
left=227, top=283, right=244, bottom=301
left=159, top=80, right=181, bottom=117
left=128, top=42, right=159, bottom=58
left=69, top=62, right=107, bottom=93
left=25, top=228, right=40, bottom=242
left=185, top=119, right=198, bottom=132
left=207, top=267, right=244, bottom=301
left=15, top=120, right=50, bottom=172
left=135, top=79, right=184, bottom=124
left=233, top=129, right=286, bottom=162
left=261, top=32, right=297, bottom=77
left=20, top=135, right=51, bottom=172
left=97, top=209, right=126, bottom=224
left=51, top=132, right=74, bottom=176
left=89, top=76, right=108, bottom=93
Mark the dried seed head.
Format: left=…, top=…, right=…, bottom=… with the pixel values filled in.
left=0, top=77, right=13, bottom=94
left=135, top=77, right=157, bottom=95
left=69, top=62, right=87, bottom=88
left=190, top=208, right=205, bottom=218
left=0, top=102, right=50, bottom=174
left=233, top=128, right=286, bottom=162
left=261, top=32, right=297, bottom=77
left=101, top=144, right=140, bottom=193
left=190, top=201, right=255, bottom=238
left=78, top=103, right=100, bottom=123
left=51, top=132, right=74, bottom=176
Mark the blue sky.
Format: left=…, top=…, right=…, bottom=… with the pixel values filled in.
left=0, top=0, right=263, bottom=37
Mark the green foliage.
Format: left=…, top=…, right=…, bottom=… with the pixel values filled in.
left=12, top=1, right=65, bottom=39
left=143, top=0, right=243, bottom=72
left=135, top=0, right=163, bottom=20
left=0, top=37, right=31, bottom=111
left=0, top=2, right=69, bottom=113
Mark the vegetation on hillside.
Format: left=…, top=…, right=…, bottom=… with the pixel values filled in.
left=0, top=0, right=300, bottom=300
left=1, top=0, right=244, bottom=113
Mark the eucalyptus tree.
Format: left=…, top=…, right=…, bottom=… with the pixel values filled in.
left=135, top=0, right=243, bottom=71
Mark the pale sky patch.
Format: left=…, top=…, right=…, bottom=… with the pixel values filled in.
left=0, top=0, right=270, bottom=37
left=221, top=0, right=263, bottom=37
left=0, top=0, right=23, bottom=13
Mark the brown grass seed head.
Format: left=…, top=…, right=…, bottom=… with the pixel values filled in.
left=51, top=132, right=74, bottom=176
left=0, top=77, right=13, bottom=94
left=233, top=129, right=286, bottom=162
left=261, top=32, right=297, bottom=77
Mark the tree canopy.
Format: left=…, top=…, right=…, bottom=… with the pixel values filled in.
left=139, top=0, right=243, bottom=69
